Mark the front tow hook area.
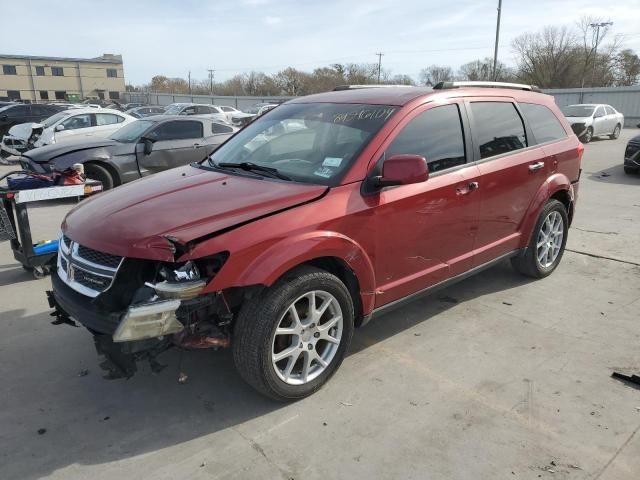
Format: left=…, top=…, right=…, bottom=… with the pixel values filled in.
left=93, top=334, right=169, bottom=379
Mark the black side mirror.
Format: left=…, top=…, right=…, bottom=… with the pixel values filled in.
left=138, top=137, right=155, bottom=155
left=0, top=114, right=7, bottom=122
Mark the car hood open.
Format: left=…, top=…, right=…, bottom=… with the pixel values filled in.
left=62, top=165, right=328, bottom=261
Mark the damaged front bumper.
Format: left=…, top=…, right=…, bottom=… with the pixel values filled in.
left=48, top=269, right=232, bottom=379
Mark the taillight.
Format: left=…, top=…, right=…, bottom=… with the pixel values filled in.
left=577, top=142, right=585, bottom=160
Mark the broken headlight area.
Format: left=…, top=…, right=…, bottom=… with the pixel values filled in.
left=49, top=252, right=232, bottom=379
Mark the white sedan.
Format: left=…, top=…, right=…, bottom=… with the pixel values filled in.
left=562, top=104, right=624, bottom=143
left=1, top=108, right=136, bottom=156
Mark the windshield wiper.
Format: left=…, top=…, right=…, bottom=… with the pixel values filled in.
left=216, top=161, right=291, bottom=181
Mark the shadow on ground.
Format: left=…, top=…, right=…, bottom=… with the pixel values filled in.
left=0, top=260, right=531, bottom=480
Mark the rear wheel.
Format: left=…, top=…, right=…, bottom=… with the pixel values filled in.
left=511, top=199, right=568, bottom=278
left=233, top=266, right=354, bottom=401
left=610, top=124, right=621, bottom=139
left=581, top=127, right=593, bottom=143
left=84, top=163, right=114, bottom=190
left=624, top=166, right=638, bottom=175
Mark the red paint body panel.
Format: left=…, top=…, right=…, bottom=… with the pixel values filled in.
left=61, top=86, right=582, bottom=318
left=62, top=165, right=327, bottom=260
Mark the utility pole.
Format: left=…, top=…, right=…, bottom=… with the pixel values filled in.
left=492, top=0, right=503, bottom=80
left=208, top=69, right=215, bottom=95
left=188, top=71, right=192, bottom=95
left=375, top=52, right=384, bottom=84
left=589, top=21, right=613, bottom=87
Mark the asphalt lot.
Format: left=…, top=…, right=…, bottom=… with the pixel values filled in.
left=1, top=130, right=639, bottom=480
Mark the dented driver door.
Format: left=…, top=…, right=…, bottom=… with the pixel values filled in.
left=370, top=102, right=480, bottom=308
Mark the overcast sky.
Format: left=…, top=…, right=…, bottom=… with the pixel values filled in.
left=2, top=0, right=640, bottom=85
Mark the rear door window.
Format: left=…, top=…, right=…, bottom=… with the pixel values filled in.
left=469, top=102, right=527, bottom=159
left=95, top=113, right=122, bottom=126
left=604, top=106, right=615, bottom=115
left=519, top=103, right=566, bottom=144
left=211, top=122, right=234, bottom=134
left=386, top=104, right=466, bottom=173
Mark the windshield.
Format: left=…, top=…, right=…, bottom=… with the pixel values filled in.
left=110, top=120, right=155, bottom=142
left=164, top=104, right=185, bottom=115
left=562, top=105, right=595, bottom=117
left=205, top=103, right=397, bottom=186
left=0, top=105, right=11, bottom=114
left=42, top=111, right=71, bottom=128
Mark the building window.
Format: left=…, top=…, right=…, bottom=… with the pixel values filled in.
left=54, top=91, right=66, bottom=100
left=51, top=66, right=64, bottom=76
left=106, top=68, right=117, bottom=78
left=35, top=66, right=45, bottom=76
left=7, top=90, right=21, bottom=99
left=109, top=91, right=120, bottom=99
left=40, top=91, right=49, bottom=100
left=97, top=92, right=105, bottom=100
left=2, top=65, right=17, bottom=75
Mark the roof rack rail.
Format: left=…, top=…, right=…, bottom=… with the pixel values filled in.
left=333, top=84, right=415, bottom=91
left=433, top=81, right=541, bottom=93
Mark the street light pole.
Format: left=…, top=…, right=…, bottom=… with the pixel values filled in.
left=375, top=52, right=384, bottom=83
left=492, top=0, right=503, bottom=80
left=208, top=69, right=215, bottom=95
left=589, top=21, right=613, bottom=87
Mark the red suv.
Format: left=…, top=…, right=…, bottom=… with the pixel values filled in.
left=49, top=82, right=583, bottom=400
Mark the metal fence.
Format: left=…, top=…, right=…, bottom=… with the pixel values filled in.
left=122, top=92, right=294, bottom=111
left=124, top=86, right=640, bottom=125
left=544, top=86, right=640, bottom=125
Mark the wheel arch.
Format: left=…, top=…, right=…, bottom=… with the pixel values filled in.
left=205, top=231, right=377, bottom=321
left=84, top=160, right=122, bottom=187
left=520, top=174, right=574, bottom=247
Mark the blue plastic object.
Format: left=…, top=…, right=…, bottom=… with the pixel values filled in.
left=33, top=240, right=59, bottom=255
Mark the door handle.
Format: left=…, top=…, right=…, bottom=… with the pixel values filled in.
left=456, top=181, right=479, bottom=195
left=193, top=143, right=202, bottom=148
left=528, top=161, right=545, bottom=172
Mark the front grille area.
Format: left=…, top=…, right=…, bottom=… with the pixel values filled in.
left=77, top=245, right=122, bottom=268
left=57, top=236, right=123, bottom=298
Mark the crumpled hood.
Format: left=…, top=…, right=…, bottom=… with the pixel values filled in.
left=565, top=116, right=592, bottom=125
left=23, top=137, right=117, bottom=163
left=7, top=122, right=39, bottom=140
left=62, top=165, right=327, bottom=261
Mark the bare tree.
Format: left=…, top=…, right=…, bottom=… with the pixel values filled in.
left=512, top=27, right=580, bottom=87
left=419, top=65, right=452, bottom=85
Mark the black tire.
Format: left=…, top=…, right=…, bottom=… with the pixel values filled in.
left=233, top=266, right=355, bottom=401
left=580, top=127, right=593, bottom=143
left=511, top=199, right=568, bottom=279
left=610, top=124, right=621, bottom=139
left=84, top=163, right=114, bottom=190
left=624, top=166, right=638, bottom=175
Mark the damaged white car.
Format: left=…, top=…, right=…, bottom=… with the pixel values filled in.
left=0, top=108, right=135, bottom=157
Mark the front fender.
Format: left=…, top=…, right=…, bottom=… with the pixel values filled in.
left=520, top=173, right=574, bottom=247
left=204, top=231, right=377, bottom=313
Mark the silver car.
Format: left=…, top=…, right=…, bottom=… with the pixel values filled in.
left=562, top=104, right=624, bottom=143
left=20, top=115, right=237, bottom=189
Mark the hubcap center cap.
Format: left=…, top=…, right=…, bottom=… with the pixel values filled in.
left=301, top=329, right=313, bottom=342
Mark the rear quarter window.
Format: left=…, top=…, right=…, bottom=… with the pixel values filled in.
left=519, top=103, right=567, bottom=144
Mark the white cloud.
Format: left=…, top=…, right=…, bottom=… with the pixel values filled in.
left=264, top=15, right=282, bottom=26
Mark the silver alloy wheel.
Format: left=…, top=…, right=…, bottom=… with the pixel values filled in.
left=271, top=290, right=343, bottom=385
left=613, top=125, right=620, bottom=138
left=536, top=210, right=564, bottom=268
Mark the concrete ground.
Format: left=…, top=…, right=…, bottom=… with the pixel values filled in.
left=0, top=130, right=639, bottom=480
